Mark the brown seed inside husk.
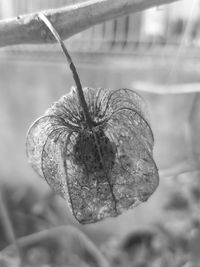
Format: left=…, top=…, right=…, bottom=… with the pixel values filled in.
left=73, top=129, right=117, bottom=174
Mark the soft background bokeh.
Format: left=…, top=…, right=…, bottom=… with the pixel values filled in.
left=1, top=0, right=200, bottom=266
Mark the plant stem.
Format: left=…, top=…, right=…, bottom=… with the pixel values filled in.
left=38, top=13, right=93, bottom=128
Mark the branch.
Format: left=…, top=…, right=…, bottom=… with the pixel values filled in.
left=159, top=160, right=200, bottom=178
left=133, top=82, right=200, bottom=95
left=0, top=0, right=180, bottom=48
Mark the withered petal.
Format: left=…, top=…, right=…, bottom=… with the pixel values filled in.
left=105, top=89, right=151, bottom=125
left=65, top=108, right=159, bottom=224
left=41, top=129, right=73, bottom=199
left=26, top=115, right=70, bottom=178
left=107, top=112, right=159, bottom=204
left=26, top=88, right=159, bottom=224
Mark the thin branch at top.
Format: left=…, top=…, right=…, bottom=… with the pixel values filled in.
left=0, top=0, right=181, bottom=48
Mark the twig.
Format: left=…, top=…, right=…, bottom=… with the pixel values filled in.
left=159, top=161, right=200, bottom=178
left=133, top=82, right=200, bottom=95
left=0, top=0, right=180, bottom=48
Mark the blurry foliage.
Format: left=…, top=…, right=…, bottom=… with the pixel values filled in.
left=164, top=191, right=190, bottom=211
left=1, top=170, right=200, bottom=266
left=170, top=19, right=186, bottom=37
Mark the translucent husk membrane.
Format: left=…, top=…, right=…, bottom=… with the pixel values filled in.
left=26, top=87, right=159, bottom=224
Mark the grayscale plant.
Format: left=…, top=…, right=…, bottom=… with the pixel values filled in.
left=26, top=14, right=159, bottom=224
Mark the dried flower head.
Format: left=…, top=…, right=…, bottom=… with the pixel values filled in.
left=26, top=87, right=159, bottom=223
left=26, top=14, right=159, bottom=224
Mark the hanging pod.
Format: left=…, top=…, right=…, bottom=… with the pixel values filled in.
left=26, top=14, right=159, bottom=224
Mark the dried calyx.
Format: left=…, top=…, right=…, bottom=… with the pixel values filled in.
left=26, top=14, right=159, bottom=224
left=38, top=13, right=117, bottom=181
left=73, top=128, right=116, bottom=174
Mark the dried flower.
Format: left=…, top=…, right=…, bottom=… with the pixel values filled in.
left=26, top=14, right=159, bottom=224
left=26, top=87, right=159, bottom=223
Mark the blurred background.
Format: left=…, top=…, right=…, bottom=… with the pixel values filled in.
left=1, top=0, right=200, bottom=266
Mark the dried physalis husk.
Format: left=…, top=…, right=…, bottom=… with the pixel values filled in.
left=26, top=87, right=159, bottom=224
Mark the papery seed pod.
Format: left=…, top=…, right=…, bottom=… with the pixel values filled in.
left=26, top=87, right=159, bottom=224
left=26, top=13, right=159, bottom=224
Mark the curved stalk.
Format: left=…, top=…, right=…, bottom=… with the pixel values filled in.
left=38, top=13, right=93, bottom=128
